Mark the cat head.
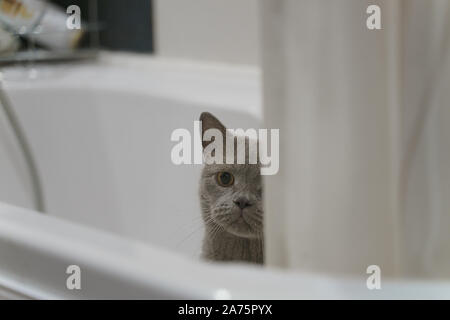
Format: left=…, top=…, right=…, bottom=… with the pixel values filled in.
left=199, top=112, right=263, bottom=239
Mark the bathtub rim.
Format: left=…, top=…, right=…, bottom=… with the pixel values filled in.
left=1, top=202, right=450, bottom=299
left=1, top=51, right=262, bottom=122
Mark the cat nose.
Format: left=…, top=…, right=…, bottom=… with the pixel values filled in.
left=234, top=197, right=252, bottom=209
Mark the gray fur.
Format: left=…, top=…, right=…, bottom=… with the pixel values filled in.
left=199, top=112, right=264, bottom=264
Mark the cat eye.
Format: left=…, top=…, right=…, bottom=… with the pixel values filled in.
left=216, top=171, right=234, bottom=187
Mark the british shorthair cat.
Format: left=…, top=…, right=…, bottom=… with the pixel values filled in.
left=199, top=112, right=263, bottom=264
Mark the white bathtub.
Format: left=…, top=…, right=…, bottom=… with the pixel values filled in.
left=0, top=52, right=449, bottom=299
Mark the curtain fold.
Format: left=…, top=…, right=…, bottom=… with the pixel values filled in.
left=261, top=0, right=450, bottom=277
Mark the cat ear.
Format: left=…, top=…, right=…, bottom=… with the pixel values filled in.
left=200, top=112, right=227, bottom=149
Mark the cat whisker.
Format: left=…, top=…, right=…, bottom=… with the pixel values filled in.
left=205, top=223, right=223, bottom=243
left=175, top=223, right=205, bottom=249
left=244, top=214, right=263, bottom=225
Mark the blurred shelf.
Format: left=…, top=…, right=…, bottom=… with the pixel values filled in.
left=9, top=21, right=104, bottom=37
left=0, top=49, right=99, bottom=65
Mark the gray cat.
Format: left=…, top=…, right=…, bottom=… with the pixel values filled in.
left=199, top=112, right=263, bottom=264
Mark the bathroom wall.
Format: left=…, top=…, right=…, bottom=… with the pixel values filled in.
left=153, top=0, right=260, bottom=66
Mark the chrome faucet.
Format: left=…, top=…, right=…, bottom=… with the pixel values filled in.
left=0, top=0, right=99, bottom=64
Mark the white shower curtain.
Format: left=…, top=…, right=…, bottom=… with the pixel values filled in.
left=261, top=0, right=450, bottom=277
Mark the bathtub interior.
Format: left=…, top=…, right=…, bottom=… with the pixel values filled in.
left=0, top=56, right=261, bottom=259
left=2, top=55, right=450, bottom=299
